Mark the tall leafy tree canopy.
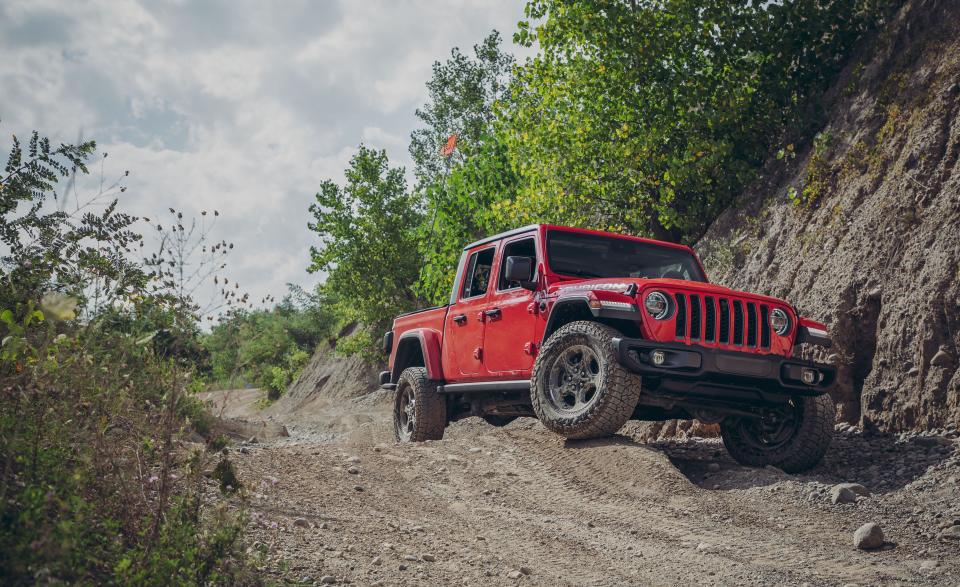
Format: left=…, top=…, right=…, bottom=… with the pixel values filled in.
left=307, top=146, right=422, bottom=330
left=500, top=0, right=886, bottom=242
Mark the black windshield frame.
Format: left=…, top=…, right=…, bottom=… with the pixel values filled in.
left=546, top=230, right=707, bottom=282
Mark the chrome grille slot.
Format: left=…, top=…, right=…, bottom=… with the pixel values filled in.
left=760, top=305, right=771, bottom=348
left=704, top=296, right=716, bottom=342
left=689, top=294, right=701, bottom=340
left=746, top=302, right=758, bottom=347
left=733, top=301, right=744, bottom=345
left=674, top=293, right=686, bottom=339
left=718, top=299, right=730, bottom=343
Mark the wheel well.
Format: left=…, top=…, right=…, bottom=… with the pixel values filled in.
left=392, top=336, right=425, bottom=381
left=544, top=300, right=643, bottom=339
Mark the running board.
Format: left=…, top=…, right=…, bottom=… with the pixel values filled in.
left=437, top=380, right=531, bottom=394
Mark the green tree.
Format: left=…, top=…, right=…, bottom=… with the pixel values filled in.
left=410, top=31, right=520, bottom=304
left=502, top=0, right=887, bottom=243
left=307, top=146, right=422, bottom=332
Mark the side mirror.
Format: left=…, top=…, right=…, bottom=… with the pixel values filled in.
left=505, top=256, right=536, bottom=290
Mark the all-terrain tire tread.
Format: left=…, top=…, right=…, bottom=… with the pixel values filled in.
left=394, top=367, right=446, bottom=442
left=721, top=393, right=835, bottom=473
left=530, top=321, right=642, bottom=440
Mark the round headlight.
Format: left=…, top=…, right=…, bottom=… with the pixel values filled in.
left=644, top=291, right=670, bottom=320
left=770, top=308, right=791, bottom=335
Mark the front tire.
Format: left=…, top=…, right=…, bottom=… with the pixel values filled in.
left=530, top=321, right=642, bottom=440
left=720, top=393, right=835, bottom=473
left=393, top=367, right=446, bottom=442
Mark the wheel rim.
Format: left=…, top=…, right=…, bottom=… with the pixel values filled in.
left=737, top=400, right=802, bottom=451
left=546, top=343, right=602, bottom=415
left=395, top=384, right=416, bottom=441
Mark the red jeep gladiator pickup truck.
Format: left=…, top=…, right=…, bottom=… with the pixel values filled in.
left=380, top=224, right=836, bottom=472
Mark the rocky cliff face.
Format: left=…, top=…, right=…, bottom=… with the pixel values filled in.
left=285, top=324, right=380, bottom=402
left=698, top=0, right=960, bottom=433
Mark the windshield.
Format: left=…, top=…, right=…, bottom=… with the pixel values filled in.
left=546, top=230, right=706, bottom=282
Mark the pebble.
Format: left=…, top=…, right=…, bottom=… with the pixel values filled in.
left=853, top=523, right=885, bottom=550
left=507, top=570, right=522, bottom=579
left=347, top=466, right=360, bottom=475
left=346, top=456, right=361, bottom=463
left=830, top=486, right=856, bottom=505
left=319, top=576, right=336, bottom=585
left=353, top=485, right=365, bottom=492
left=293, top=517, right=311, bottom=529
left=468, top=447, right=482, bottom=453
left=937, top=525, right=960, bottom=542
left=403, top=554, right=418, bottom=561
left=930, top=349, right=952, bottom=367
left=519, top=566, right=532, bottom=575
left=398, top=564, right=407, bottom=571
left=835, top=482, right=871, bottom=497
left=371, top=556, right=382, bottom=566
left=422, top=553, right=436, bottom=562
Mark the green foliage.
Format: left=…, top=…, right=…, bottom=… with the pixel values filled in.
left=0, top=132, right=252, bottom=584
left=307, top=146, right=423, bottom=332
left=409, top=33, right=519, bottom=305
left=501, top=0, right=888, bottom=242
left=0, top=129, right=148, bottom=315
left=202, top=286, right=333, bottom=394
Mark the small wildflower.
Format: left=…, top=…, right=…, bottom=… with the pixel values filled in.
left=39, top=292, right=78, bottom=322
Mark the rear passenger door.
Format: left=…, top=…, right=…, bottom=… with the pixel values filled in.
left=443, top=245, right=496, bottom=380
left=483, top=235, right=539, bottom=377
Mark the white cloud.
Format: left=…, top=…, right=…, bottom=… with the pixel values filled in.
left=0, top=0, right=530, bottom=311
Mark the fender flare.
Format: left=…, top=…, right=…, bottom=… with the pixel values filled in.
left=543, top=296, right=594, bottom=340
left=543, top=294, right=643, bottom=341
left=391, top=329, right=444, bottom=382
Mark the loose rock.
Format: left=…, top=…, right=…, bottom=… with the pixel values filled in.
left=830, top=486, right=856, bottom=504
left=422, top=553, right=436, bottom=562
left=853, top=523, right=885, bottom=550
left=319, top=576, right=336, bottom=585
left=293, top=517, right=311, bottom=529
left=938, top=525, right=960, bottom=542
left=507, top=570, right=522, bottom=579
left=930, top=349, right=952, bottom=367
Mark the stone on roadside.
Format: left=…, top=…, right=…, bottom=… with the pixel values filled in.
left=835, top=483, right=871, bottom=497
left=468, top=447, right=482, bottom=453
left=319, top=576, right=336, bottom=585
left=403, top=554, right=418, bottom=561
left=853, top=523, right=885, bottom=550
left=507, top=570, right=522, bottom=579
left=293, top=517, right=311, bottom=529
left=830, top=486, right=856, bottom=504
left=519, top=565, right=532, bottom=575
left=422, top=553, right=436, bottom=562
left=938, top=525, right=960, bottom=542
left=347, top=466, right=360, bottom=475
left=930, top=349, right=953, bottom=367
left=371, top=556, right=382, bottom=566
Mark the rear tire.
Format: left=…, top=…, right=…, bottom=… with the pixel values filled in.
left=720, top=393, right=835, bottom=473
left=393, top=367, right=446, bottom=442
left=530, top=321, right=642, bottom=440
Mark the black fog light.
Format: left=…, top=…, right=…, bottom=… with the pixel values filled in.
left=651, top=350, right=666, bottom=366
left=801, top=368, right=819, bottom=385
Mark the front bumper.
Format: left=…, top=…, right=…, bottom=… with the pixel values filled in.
left=612, top=338, right=835, bottom=400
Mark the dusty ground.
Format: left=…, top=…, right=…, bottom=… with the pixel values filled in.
left=202, top=389, right=960, bottom=586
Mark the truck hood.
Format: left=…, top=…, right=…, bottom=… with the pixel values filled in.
left=549, top=277, right=792, bottom=309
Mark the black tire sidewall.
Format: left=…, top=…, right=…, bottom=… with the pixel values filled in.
left=531, top=321, right=641, bottom=439
left=721, top=393, right=835, bottom=473
left=394, top=367, right=446, bottom=442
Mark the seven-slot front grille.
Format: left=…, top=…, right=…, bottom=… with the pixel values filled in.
left=672, top=293, right=772, bottom=349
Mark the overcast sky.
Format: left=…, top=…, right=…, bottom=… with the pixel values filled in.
left=0, top=0, right=530, bottom=311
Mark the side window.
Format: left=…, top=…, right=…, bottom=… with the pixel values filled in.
left=460, top=247, right=496, bottom=299
left=497, top=237, right=537, bottom=290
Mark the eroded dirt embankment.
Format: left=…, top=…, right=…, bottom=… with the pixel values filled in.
left=202, top=388, right=960, bottom=586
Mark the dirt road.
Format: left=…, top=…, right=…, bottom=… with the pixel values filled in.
left=203, top=389, right=960, bottom=586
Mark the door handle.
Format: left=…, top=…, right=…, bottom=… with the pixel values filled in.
left=452, top=314, right=467, bottom=324
left=483, top=308, right=502, bottom=319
